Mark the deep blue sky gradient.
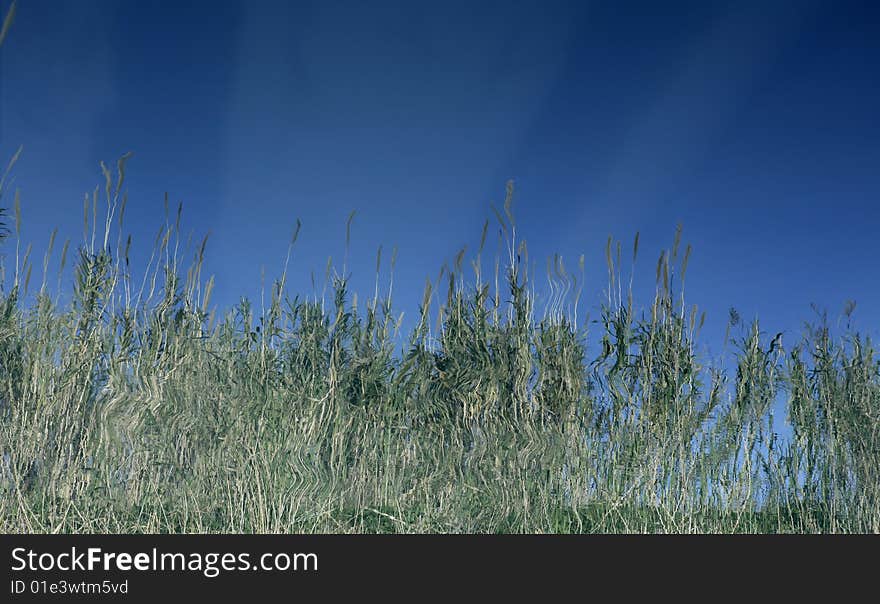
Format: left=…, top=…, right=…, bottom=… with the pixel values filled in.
left=1, top=0, right=878, bottom=360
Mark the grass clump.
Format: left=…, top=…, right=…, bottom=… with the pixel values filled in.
left=0, top=154, right=878, bottom=534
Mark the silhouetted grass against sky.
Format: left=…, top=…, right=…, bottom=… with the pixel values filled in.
left=1, top=0, right=879, bottom=353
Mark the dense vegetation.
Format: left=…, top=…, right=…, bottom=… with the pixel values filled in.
left=0, top=155, right=877, bottom=533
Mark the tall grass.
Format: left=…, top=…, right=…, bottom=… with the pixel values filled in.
left=0, top=155, right=877, bottom=533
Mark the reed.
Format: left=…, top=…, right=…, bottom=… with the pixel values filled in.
left=0, top=153, right=877, bottom=533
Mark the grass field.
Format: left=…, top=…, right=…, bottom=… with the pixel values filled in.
left=1, top=2, right=877, bottom=534
left=0, top=153, right=877, bottom=534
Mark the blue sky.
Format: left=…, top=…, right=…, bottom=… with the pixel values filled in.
left=1, top=0, right=878, bottom=359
